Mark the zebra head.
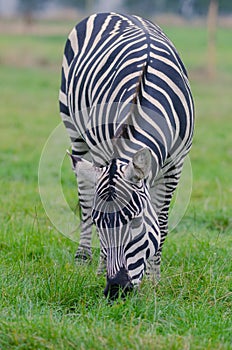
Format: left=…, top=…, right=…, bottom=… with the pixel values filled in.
left=73, top=148, right=159, bottom=300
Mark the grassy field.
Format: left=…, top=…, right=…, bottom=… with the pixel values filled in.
left=0, top=19, right=231, bottom=349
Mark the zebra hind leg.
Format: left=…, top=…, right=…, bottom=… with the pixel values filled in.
left=147, top=159, right=184, bottom=282
left=146, top=240, right=165, bottom=282
left=146, top=206, right=169, bottom=282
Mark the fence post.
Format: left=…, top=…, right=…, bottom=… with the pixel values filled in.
left=207, top=0, right=218, bottom=79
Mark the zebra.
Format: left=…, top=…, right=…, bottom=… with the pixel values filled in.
left=59, top=13, right=194, bottom=299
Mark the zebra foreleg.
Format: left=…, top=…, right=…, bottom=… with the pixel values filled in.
left=71, top=153, right=107, bottom=273
left=68, top=149, right=95, bottom=263
left=74, top=174, right=94, bottom=262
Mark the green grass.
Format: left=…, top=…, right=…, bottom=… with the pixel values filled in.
left=0, top=21, right=232, bottom=349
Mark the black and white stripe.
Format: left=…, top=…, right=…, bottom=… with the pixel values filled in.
left=59, top=13, right=194, bottom=289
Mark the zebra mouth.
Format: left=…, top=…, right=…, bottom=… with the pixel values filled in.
left=104, top=267, right=133, bottom=300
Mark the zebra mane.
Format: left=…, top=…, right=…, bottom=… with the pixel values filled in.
left=113, top=63, right=147, bottom=149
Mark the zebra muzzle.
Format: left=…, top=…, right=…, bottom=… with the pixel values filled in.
left=104, top=267, right=133, bottom=300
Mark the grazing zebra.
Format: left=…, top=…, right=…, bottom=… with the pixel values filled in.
left=59, top=13, right=194, bottom=299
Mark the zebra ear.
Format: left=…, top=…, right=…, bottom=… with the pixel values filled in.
left=124, top=148, right=151, bottom=182
left=67, top=150, right=96, bottom=184
left=66, top=150, right=82, bottom=170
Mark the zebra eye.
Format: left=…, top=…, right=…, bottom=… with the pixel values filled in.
left=131, top=216, right=143, bottom=229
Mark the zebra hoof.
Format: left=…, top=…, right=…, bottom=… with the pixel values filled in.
left=74, top=249, right=92, bottom=263
left=96, top=261, right=107, bottom=275
left=96, top=267, right=106, bottom=276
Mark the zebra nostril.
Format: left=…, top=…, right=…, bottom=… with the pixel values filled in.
left=104, top=268, right=133, bottom=300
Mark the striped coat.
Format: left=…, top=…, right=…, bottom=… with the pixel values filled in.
left=59, top=13, right=194, bottom=299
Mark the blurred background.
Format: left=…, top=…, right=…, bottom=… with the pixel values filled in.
left=0, top=0, right=231, bottom=83
left=1, top=0, right=232, bottom=20
left=0, top=0, right=231, bottom=236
